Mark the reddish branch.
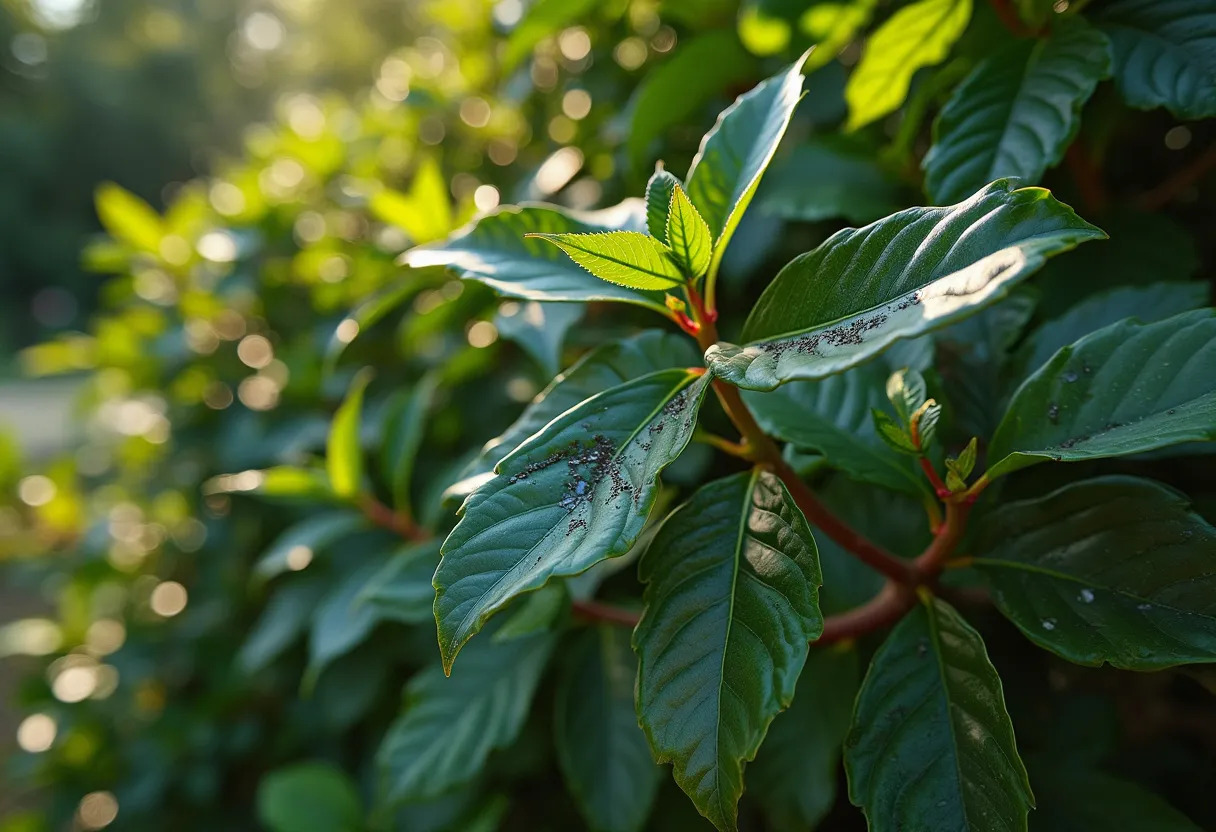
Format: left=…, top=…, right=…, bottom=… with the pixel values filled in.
left=359, top=496, right=429, bottom=542
left=572, top=599, right=641, bottom=627
left=1136, top=143, right=1216, bottom=212
left=817, top=583, right=916, bottom=646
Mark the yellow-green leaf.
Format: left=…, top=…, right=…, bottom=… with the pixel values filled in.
left=665, top=185, right=712, bottom=278
left=527, top=231, right=685, bottom=291
left=327, top=369, right=373, bottom=499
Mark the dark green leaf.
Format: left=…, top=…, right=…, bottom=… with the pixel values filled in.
left=495, top=300, right=585, bottom=376
left=356, top=540, right=441, bottom=625
left=382, top=373, right=439, bottom=512
left=328, top=369, right=372, bottom=499
left=844, top=0, right=972, bottom=130
left=685, top=52, right=807, bottom=285
left=257, top=762, right=362, bottom=832
left=707, top=180, right=1104, bottom=390
left=306, top=558, right=386, bottom=686
left=324, top=280, right=427, bottom=372
left=253, top=511, right=368, bottom=582
left=924, top=19, right=1112, bottom=205
left=1095, top=0, right=1216, bottom=119
left=759, top=137, right=906, bottom=225
left=1028, top=761, right=1202, bottom=832
left=974, top=476, right=1216, bottom=670
left=988, top=310, right=1216, bottom=478
left=845, top=596, right=1032, bottom=832
left=666, top=184, right=712, bottom=278
left=238, top=579, right=328, bottom=673
left=449, top=331, right=698, bottom=499
left=626, top=31, right=756, bottom=173
left=492, top=582, right=569, bottom=641
left=749, top=647, right=860, bottom=832
left=1013, top=0, right=1054, bottom=28
left=645, top=165, right=681, bottom=243
left=528, top=231, right=686, bottom=291
left=377, top=630, right=554, bottom=803
left=401, top=200, right=668, bottom=312
left=436, top=369, right=711, bottom=670
left=556, top=627, right=661, bottom=832
left=635, top=470, right=823, bottom=832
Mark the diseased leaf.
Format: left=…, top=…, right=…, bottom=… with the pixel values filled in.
left=527, top=231, right=685, bottom=291
left=328, top=369, right=372, bottom=499
left=924, top=19, right=1112, bottom=205
left=556, top=627, right=661, bottom=832
left=845, top=596, right=1032, bottom=832
left=685, top=52, right=807, bottom=286
left=436, top=369, right=711, bottom=670
left=1095, top=0, right=1216, bottom=119
left=844, top=0, right=972, bottom=130
left=401, top=200, right=668, bottom=312
left=974, top=476, right=1216, bottom=670
left=634, top=469, right=823, bottom=832
left=645, top=165, right=681, bottom=243
left=377, top=630, right=555, bottom=803
left=665, top=185, right=712, bottom=278
left=988, top=310, right=1216, bottom=478
left=749, top=647, right=860, bottom=832
left=708, top=180, right=1103, bottom=390
left=492, top=582, right=568, bottom=641
left=448, top=331, right=698, bottom=499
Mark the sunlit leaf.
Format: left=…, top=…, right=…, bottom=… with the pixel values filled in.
left=665, top=184, right=712, bottom=278
left=327, top=369, right=372, bottom=499
left=95, top=182, right=164, bottom=254
left=527, top=231, right=685, bottom=290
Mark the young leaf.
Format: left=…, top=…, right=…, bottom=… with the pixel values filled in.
left=748, top=648, right=860, bottom=832
left=944, top=437, right=978, bottom=492
left=872, top=409, right=919, bottom=455
left=95, top=182, right=165, bottom=254
left=973, top=476, right=1216, bottom=670
left=844, top=0, right=972, bottom=131
left=923, top=19, right=1112, bottom=205
left=257, top=762, right=362, bottom=832
left=527, top=231, right=685, bottom=291
left=706, top=180, right=1104, bottom=390
left=844, top=596, right=1032, bottom=832
left=1095, top=0, right=1216, bottom=119
left=665, top=185, right=712, bottom=278
left=328, top=369, right=372, bottom=499
left=381, top=373, right=439, bottom=512
left=448, top=331, right=698, bottom=498
left=685, top=51, right=807, bottom=288
left=800, top=0, right=879, bottom=74
left=743, top=362, right=929, bottom=495
left=556, top=627, right=661, bottom=832
left=988, top=310, right=1216, bottom=479
left=436, top=368, right=711, bottom=671
left=886, top=367, right=927, bottom=424
left=401, top=200, right=670, bottom=312
left=645, top=164, right=680, bottom=243
left=634, top=470, right=823, bottom=832
left=910, top=398, right=941, bottom=450
left=377, top=630, right=555, bottom=803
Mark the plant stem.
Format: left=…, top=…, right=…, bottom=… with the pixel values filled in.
left=1065, top=141, right=1108, bottom=215
left=914, top=500, right=971, bottom=577
left=359, top=495, right=429, bottom=542
left=816, top=582, right=916, bottom=645
left=571, top=599, right=641, bottom=627
left=1136, top=142, right=1216, bottom=212
left=918, top=456, right=950, bottom=498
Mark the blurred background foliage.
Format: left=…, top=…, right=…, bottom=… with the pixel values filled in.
left=0, top=0, right=1213, bottom=830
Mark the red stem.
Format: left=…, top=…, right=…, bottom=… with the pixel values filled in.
left=572, top=599, right=641, bottom=627
left=919, top=457, right=950, bottom=499
left=1136, top=142, right=1216, bottom=212
left=1065, top=141, right=1109, bottom=215
left=816, top=582, right=916, bottom=646
left=359, top=496, right=428, bottom=542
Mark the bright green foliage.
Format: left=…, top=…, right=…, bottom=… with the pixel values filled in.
left=975, top=477, right=1216, bottom=669
left=708, top=180, right=1103, bottom=389
left=645, top=165, right=682, bottom=243
left=1095, top=0, right=1216, bottom=119
left=845, top=597, right=1033, bottom=831
left=94, top=182, right=165, bottom=254
left=799, top=0, right=878, bottom=73
left=665, top=184, right=713, bottom=278
left=327, top=369, right=372, bottom=499
left=635, top=470, right=822, bottom=831
left=527, top=230, right=686, bottom=290
left=924, top=19, right=1112, bottom=204
left=845, top=0, right=972, bottom=130
left=988, top=310, right=1216, bottom=477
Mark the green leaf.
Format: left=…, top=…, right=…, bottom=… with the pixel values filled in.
left=495, top=300, right=585, bottom=377
left=844, top=0, right=972, bottom=131
left=749, top=647, right=860, bottom=832
left=665, top=185, right=712, bottom=278
left=743, top=362, right=928, bottom=495
left=706, top=180, right=1104, bottom=390
left=988, top=310, right=1216, bottom=478
left=401, top=200, right=668, bottom=312
left=238, top=579, right=328, bottom=673
left=328, top=369, right=372, bottom=499
left=306, top=558, right=386, bottom=687
left=685, top=52, right=807, bottom=288
left=95, top=182, right=164, bottom=254
left=1014, top=282, right=1210, bottom=382
left=527, top=231, right=685, bottom=291
left=760, top=136, right=906, bottom=226
left=324, top=280, right=425, bottom=372
left=1095, top=0, right=1216, bottom=119
left=1028, top=761, right=1203, bottom=831
left=381, top=373, right=439, bottom=512
left=634, top=469, right=823, bottom=832
left=492, top=582, right=569, bottom=641
left=377, top=630, right=555, bottom=803
left=800, top=0, right=879, bottom=73
left=448, top=331, right=698, bottom=499
left=923, top=19, right=1112, bottom=205
left=556, top=627, right=661, bottom=832
left=886, top=367, right=928, bottom=424
left=645, top=165, right=681, bottom=243
left=205, top=465, right=338, bottom=504
left=356, top=540, right=442, bottom=625
left=973, top=476, right=1216, bottom=670
left=436, top=368, right=711, bottom=670
left=257, top=762, right=362, bottom=832
left=627, top=31, right=757, bottom=173
left=253, top=511, right=368, bottom=582
left=845, top=596, right=1032, bottom=832
left=369, top=157, right=453, bottom=244
left=1013, top=0, right=1055, bottom=28
left=872, top=409, right=919, bottom=455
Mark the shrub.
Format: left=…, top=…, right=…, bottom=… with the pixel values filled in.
left=5, top=1, right=1216, bottom=831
